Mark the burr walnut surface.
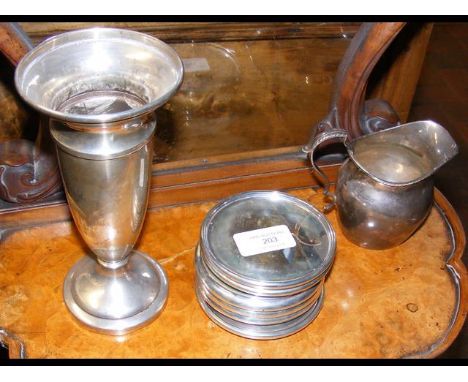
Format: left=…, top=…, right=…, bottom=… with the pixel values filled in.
left=0, top=188, right=465, bottom=358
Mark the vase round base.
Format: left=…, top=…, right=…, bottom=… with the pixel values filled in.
left=63, top=250, right=168, bottom=335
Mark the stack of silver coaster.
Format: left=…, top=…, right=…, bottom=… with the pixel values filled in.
left=195, top=191, right=336, bottom=340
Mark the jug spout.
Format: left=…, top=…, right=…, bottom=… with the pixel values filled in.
left=348, top=120, right=459, bottom=186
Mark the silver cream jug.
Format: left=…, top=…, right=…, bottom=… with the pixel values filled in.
left=304, top=120, right=458, bottom=249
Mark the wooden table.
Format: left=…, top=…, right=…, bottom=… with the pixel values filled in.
left=0, top=188, right=466, bottom=359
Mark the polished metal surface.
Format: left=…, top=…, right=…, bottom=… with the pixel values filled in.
left=196, top=285, right=324, bottom=340
left=201, top=254, right=325, bottom=297
left=15, top=28, right=183, bottom=334
left=305, top=120, right=458, bottom=249
left=197, top=279, right=320, bottom=326
left=200, top=191, right=336, bottom=291
left=63, top=251, right=168, bottom=334
left=195, top=191, right=335, bottom=339
left=56, top=136, right=153, bottom=266
left=349, top=121, right=459, bottom=186
left=335, top=159, right=434, bottom=249
left=195, top=246, right=321, bottom=311
left=15, top=28, right=183, bottom=124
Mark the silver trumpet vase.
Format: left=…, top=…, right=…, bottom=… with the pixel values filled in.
left=15, top=28, right=183, bottom=334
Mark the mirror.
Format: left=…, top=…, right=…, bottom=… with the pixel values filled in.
left=0, top=22, right=432, bottom=208
left=1, top=22, right=357, bottom=165
left=155, top=35, right=353, bottom=162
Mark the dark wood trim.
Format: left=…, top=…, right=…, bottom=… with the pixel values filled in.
left=150, top=164, right=321, bottom=209
left=334, top=22, right=405, bottom=138
left=152, top=146, right=307, bottom=187
left=305, top=22, right=406, bottom=149
left=425, top=190, right=468, bottom=358
left=0, top=152, right=334, bottom=232
left=0, top=25, right=62, bottom=204
left=368, top=23, right=433, bottom=123
left=0, top=23, right=31, bottom=65
left=0, top=144, right=344, bottom=222
left=19, top=22, right=361, bottom=45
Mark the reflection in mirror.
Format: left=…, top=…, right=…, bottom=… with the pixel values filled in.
left=155, top=36, right=352, bottom=163
left=0, top=22, right=433, bottom=209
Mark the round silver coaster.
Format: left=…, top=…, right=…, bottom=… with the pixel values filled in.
left=63, top=250, right=168, bottom=335
left=196, top=286, right=325, bottom=340
left=195, top=245, right=321, bottom=311
left=200, top=191, right=336, bottom=292
left=197, top=274, right=321, bottom=321
left=197, top=279, right=321, bottom=326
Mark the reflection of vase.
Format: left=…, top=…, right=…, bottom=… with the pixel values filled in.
left=15, top=28, right=183, bottom=334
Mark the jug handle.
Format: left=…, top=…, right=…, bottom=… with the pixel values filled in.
left=303, top=128, right=349, bottom=213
